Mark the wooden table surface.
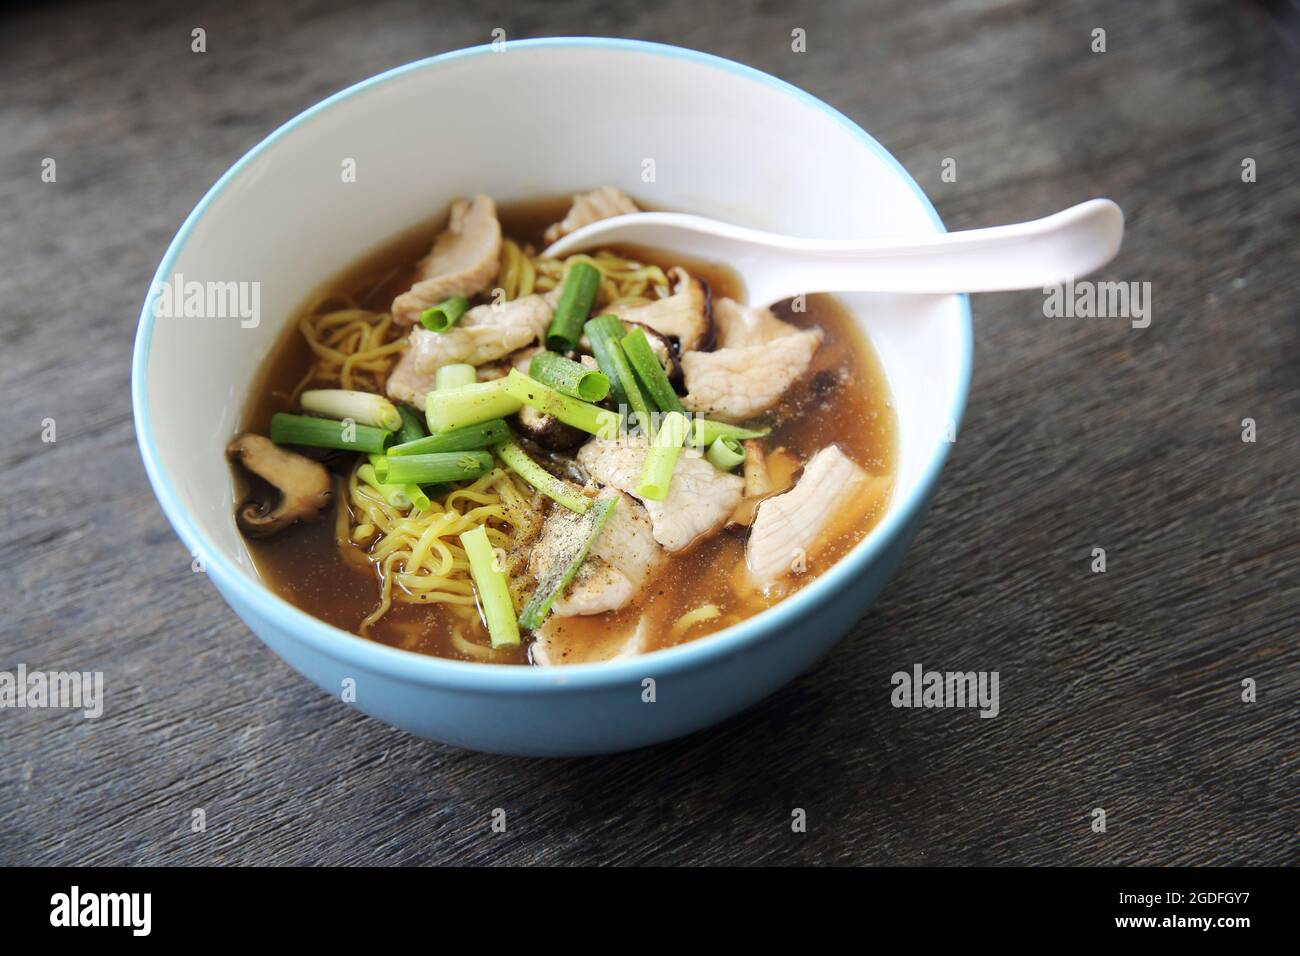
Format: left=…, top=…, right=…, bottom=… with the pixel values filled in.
left=2, top=0, right=1296, bottom=866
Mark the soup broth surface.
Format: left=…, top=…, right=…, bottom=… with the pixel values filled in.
left=240, top=197, right=897, bottom=663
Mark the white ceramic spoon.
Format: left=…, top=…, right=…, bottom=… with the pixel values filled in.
left=543, top=198, right=1124, bottom=306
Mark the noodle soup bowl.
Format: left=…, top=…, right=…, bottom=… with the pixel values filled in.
left=132, top=39, right=971, bottom=756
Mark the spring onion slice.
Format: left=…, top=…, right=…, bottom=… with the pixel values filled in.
left=269, top=412, right=391, bottom=454
left=373, top=450, right=493, bottom=485
left=585, top=314, right=651, bottom=429
left=358, top=463, right=430, bottom=512
left=545, top=261, right=601, bottom=352
left=435, top=363, right=477, bottom=391
left=501, top=369, right=620, bottom=438
left=299, top=389, right=402, bottom=431
left=393, top=404, right=428, bottom=445
left=584, top=315, right=631, bottom=408
left=518, top=495, right=619, bottom=631
left=705, top=436, right=745, bottom=471
left=419, top=295, right=470, bottom=333
left=528, top=350, right=610, bottom=402
left=460, top=524, right=520, bottom=648
left=389, top=419, right=509, bottom=456
left=495, top=440, right=590, bottom=514
left=426, top=378, right=523, bottom=432
left=620, top=327, right=683, bottom=414
left=689, top=418, right=770, bottom=448
left=637, top=411, right=690, bottom=500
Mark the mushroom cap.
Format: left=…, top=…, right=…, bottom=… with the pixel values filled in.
left=227, top=434, right=334, bottom=538
left=511, top=404, right=589, bottom=453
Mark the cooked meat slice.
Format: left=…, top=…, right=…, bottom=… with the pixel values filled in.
left=607, top=267, right=711, bottom=352
left=384, top=355, right=440, bottom=408
left=746, top=445, right=890, bottom=587
left=475, top=344, right=540, bottom=382
left=713, top=297, right=802, bottom=348
left=543, top=186, right=641, bottom=244
left=384, top=295, right=552, bottom=405
left=227, top=434, right=333, bottom=537
left=531, top=614, right=649, bottom=666
left=529, top=490, right=665, bottom=615
left=576, top=436, right=743, bottom=551
left=391, top=195, right=502, bottom=325
left=435, top=296, right=552, bottom=366
left=527, top=489, right=665, bottom=616
left=680, top=327, right=822, bottom=422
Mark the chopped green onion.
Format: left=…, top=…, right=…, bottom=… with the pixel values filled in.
left=620, top=327, right=683, bottom=414
left=637, top=411, right=691, bottom=502
left=357, top=463, right=430, bottom=512
left=585, top=314, right=651, bottom=429
left=460, top=524, right=520, bottom=647
left=529, top=350, right=610, bottom=402
left=637, top=412, right=690, bottom=500
left=518, top=496, right=619, bottom=631
left=270, top=412, right=391, bottom=454
left=373, top=450, right=493, bottom=485
left=545, top=261, right=601, bottom=352
left=495, top=440, right=590, bottom=514
left=419, top=295, right=470, bottom=333
left=426, top=378, right=523, bottom=432
left=689, top=418, right=771, bottom=448
left=389, top=419, right=510, bottom=456
left=501, top=369, right=619, bottom=438
left=706, top=436, right=745, bottom=471
left=436, top=363, right=477, bottom=391
left=394, top=404, right=428, bottom=445
left=584, top=315, right=631, bottom=407
left=299, top=389, right=402, bottom=431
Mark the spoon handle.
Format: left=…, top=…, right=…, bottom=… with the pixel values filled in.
left=544, top=198, right=1125, bottom=302
left=752, top=199, right=1125, bottom=301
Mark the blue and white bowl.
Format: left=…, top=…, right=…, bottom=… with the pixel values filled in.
left=132, top=39, right=972, bottom=756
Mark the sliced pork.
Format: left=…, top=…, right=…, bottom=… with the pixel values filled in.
left=384, top=295, right=551, bottom=406
left=746, top=445, right=890, bottom=587
left=529, top=490, right=665, bottom=616
left=384, top=357, right=440, bottom=408
left=577, top=436, right=743, bottom=551
left=391, top=195, right=502, bottom=325
left=543, top=186, right=640, bottom=245
left=680, top=326, right=822, bottom=422
left=608, top=267, right=711, bottom=353
left=713, top=297, right=802, bottom=348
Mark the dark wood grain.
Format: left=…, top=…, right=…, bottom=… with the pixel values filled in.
left=1, top=0, right=1295, bottom=866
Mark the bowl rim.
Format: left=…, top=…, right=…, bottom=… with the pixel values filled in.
left=131, top=37, right=973, bottom=693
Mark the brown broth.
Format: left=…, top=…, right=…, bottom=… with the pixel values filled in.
left=238, top=196, right=897, bottom=664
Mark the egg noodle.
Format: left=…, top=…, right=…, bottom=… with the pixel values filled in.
left=499, top=239, right=671, bottom=307
left=294, top=244, right=669, bottom=638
